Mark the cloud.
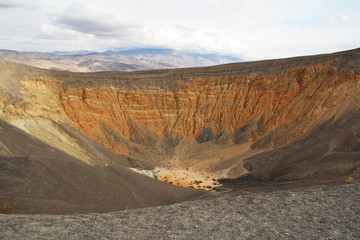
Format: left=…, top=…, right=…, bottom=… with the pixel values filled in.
left=38, top=24, right=93, bottom=41
left=42, top=1, right=245, bottom=56
left=0, top=0, right=37, bottom=9
left=3, top=0, right=359, bottom=59
left=342, top=15, right=351, bottom=22
left=143, top=25, right=245, bottom=56
left=55, top=14, right=143, bottom=38
left=50, top=1, right=144, bottom=38
left=35, top=1, right=150, bottom=51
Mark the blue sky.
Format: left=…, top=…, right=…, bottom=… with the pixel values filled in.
left=0, top=0, right=359, bottom=60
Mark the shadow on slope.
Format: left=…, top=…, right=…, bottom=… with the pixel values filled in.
left=0, top=120, right=207, bottom=214
left=220, top=109, right=360, bottom=193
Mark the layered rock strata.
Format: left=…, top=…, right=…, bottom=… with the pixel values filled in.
left=57, top=59, right=359, bottom=154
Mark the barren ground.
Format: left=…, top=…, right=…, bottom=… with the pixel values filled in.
left=1, top=184, right=359, bottom=240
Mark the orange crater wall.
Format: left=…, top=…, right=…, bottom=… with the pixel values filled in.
left=52, top=61, right=359, bottom=155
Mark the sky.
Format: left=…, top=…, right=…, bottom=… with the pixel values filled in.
left=0, top=0, right=359, bottom=60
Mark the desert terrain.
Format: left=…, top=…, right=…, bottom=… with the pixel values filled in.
left=0, top=49, right=240, bottom=72
left=1, top=184, right=359, bottom=239
left=0, top=48, right=359, bottom=238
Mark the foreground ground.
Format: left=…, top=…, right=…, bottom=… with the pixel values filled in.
left=1, top=183, right=359, bottom=240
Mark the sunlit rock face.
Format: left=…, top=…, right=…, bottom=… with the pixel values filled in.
left=56, top=59, right=359, bottom=154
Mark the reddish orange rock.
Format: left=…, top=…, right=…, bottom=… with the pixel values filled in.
left=42, top=60, right=360, bottom=155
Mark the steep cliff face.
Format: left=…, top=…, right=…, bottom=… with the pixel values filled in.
left=0, top=76, right=95, bottom=163
left=56, top=60, right=360, bottom=155
left=0, top=66, right=124, bottom=166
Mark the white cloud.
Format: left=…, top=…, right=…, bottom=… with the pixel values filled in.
left=342, top=15, right=351, bottom=22
left=39, top=24, right=93, bottom=41
left=0, top=0, right=37, bottom=9
left=50, top=1, right=144, bottom=38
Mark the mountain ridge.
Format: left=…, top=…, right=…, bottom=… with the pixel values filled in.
left=0, top=48, right=242, bottom=72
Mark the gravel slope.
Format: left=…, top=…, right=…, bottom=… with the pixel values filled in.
left=1, top=184, right=359, bottom=240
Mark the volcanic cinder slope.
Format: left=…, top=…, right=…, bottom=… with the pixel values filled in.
left=0, top=48, right=360, bottom=214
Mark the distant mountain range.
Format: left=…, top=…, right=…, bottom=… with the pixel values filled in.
left=0, top=48, right=242, bottom=72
